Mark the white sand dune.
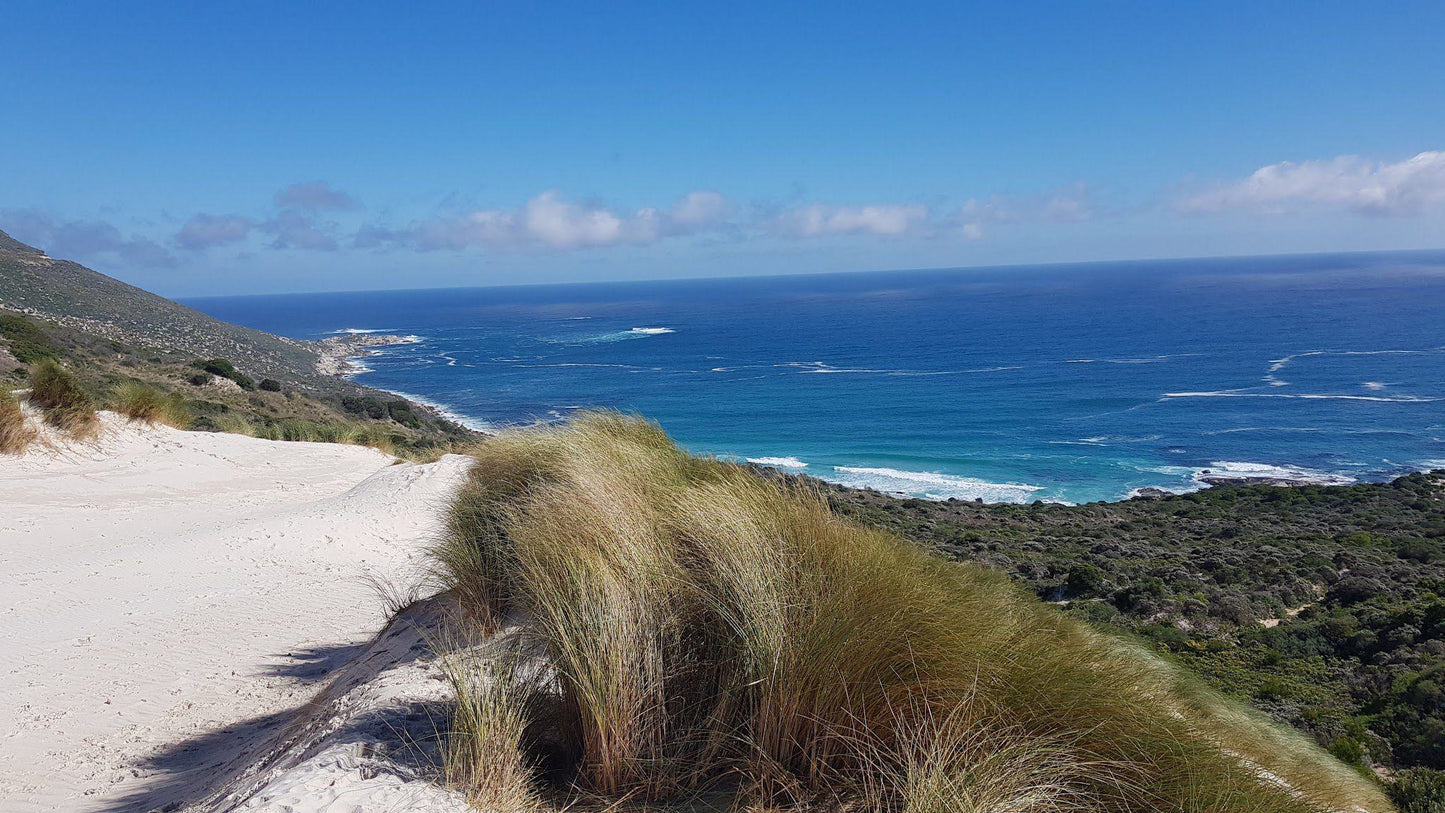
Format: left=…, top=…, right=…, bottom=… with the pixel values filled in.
left=0, top=413, right=473, bottom=811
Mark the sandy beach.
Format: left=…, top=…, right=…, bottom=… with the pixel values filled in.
left=0, top=413, right=471, bottom=811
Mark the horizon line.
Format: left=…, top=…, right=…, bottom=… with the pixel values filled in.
left=174, top=245, right=1445, bottom=302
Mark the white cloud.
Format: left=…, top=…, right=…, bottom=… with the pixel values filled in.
left=360, top=184, right=1093, bottom=253
left=522, top=192, right=628, bottom=248
left=1178, top=151, right=1445, bottom=215
left=770, top=203, right=930, bottom=238
left=375, top=190, right=733, bottom=252
left=668, top=190, right=729, bottom=226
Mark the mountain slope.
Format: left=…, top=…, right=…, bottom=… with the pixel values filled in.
left=0, top=230, right=326, bottom=388
left=0, top=229, right=476, bottom=451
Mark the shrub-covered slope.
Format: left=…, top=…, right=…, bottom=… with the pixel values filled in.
left=0, top=307, right=472, bottom=457
left=0, top=229, right=328, bottom=388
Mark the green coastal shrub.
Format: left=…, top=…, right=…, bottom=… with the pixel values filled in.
left=432, top=412, right=1390, bottom=813
left=1392, top=768, right=1445, bottom=813
left=258, top=378, right=282, bottom=392
left=27, top=360, right=97, bottom=434
left=0, top=312, right=56, bottom=364
left=191, top=358, right=255, bottom=390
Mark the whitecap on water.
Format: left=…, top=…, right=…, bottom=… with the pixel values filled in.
left=826, top=465, right=1043, bottom=503
left=747, top=456, right=808, bottom=469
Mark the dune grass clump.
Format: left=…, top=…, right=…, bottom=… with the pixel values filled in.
left=27, top=360, right=98, bottom=435
left=0, top=388, right=35, bottom=454
left=112, top=380, right=193, bottom=428
left=434, top=412, right=1389, bottom=813
left=440, top=643, right=544, bottom=813
left=210, top=411, right=258, bottom=436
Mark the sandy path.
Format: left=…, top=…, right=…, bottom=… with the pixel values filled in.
left=0, top=414, right=472, bottom=812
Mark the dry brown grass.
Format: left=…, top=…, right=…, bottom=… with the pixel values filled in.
left=112, top=380, right=193, bottom=428
left=439, top=640, right=543, bottom=813
left=0, top=388, right=35, bottom=454
left=433, top=411, right=1390, bottom=813
left=26, top=360, right=98, bottom=436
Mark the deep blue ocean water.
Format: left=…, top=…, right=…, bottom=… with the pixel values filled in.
left=184, top=252, right=1445, bottom=504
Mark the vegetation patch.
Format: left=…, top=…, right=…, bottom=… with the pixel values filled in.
left=432, top=412, right=1387, bottom=813
left=0, top=311, right=56, bottom=364
left=191, top=358, right=255, bottom=390
left=0, top=388, right=34, bottom=454
left=27, top=360, right=97, bottom=435
left=111, top=380, right=193, bottom=428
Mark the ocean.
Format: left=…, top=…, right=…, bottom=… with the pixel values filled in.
left=184, top=251, right=1445, bottom=504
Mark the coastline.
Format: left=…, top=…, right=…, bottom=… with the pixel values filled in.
left=311, top=332, right=423, bottom=377
left=317, top=332, right=496, bottom=433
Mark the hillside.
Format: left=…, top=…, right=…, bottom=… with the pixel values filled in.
left=1, top=229, right=335, bottom=390
left=0, top=230, right=476, bottom=454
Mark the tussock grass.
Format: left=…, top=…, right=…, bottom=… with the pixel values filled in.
left=27, top=360, right=98, bottom=435
left=211, top=412, right=258, bottom=436
left=346, top=424, right=401, bottom=457
left=433, top=412, right=1389, bottom=813
left=112, top=380, right=193, bottom=428
left=439, top=641, right=543, bottom=813
left=0, top=389, right=35, bottom=454
left=240, top=416, right=443, bottom=460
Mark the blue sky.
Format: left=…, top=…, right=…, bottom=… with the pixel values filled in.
left=2, top=1, right=1443, bottom=296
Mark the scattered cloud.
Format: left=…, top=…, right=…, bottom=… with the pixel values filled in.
left=0, top=209, right=177, bottom=268
left=363, top=190, right=733, bottom=252
left=175, top=214, right=254, bottom=249
left=275, top=181, right=360, bottom=211
left=768, top=203, right=930, bottom=238
left=669, top=190, right=731, bottom=227
left=6, top=180, right=1105, bottom=271
left=765, top=185, right=1093, bottom=241
left=1178, top=151, right=1445, bottom=215
left=260, top=211, right=339, bottom=251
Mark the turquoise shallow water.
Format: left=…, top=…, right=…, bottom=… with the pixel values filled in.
left=185, top=252, right=1445, bottom=504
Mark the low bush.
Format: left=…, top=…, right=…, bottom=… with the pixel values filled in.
left=0, top=312, right=56, bottom=364
left=0, top=388, right=35, bottom=454
left=191, top=358, right=255, bottom=390
left=1391, top=768, right=1445, bottom=813
left=433, top=412, right=1389, bottom=813
left=27, top=360, right=97, bottom=434
left=258, top=378, right=282, bottom=392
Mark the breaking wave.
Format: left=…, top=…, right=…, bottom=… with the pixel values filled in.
left=827, top=465, right=1044, bottom=503
left=747, top=456, right=808, bottom=469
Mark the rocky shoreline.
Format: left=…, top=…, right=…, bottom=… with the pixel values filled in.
left=312, top=333, right=420, bottom=377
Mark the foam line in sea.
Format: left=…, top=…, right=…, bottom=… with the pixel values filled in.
left=747, top=456, right=808, bottom=469
left=826, top=465, right=1044, bottom=503
left=1192, top=461, right=1356, bottom=486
